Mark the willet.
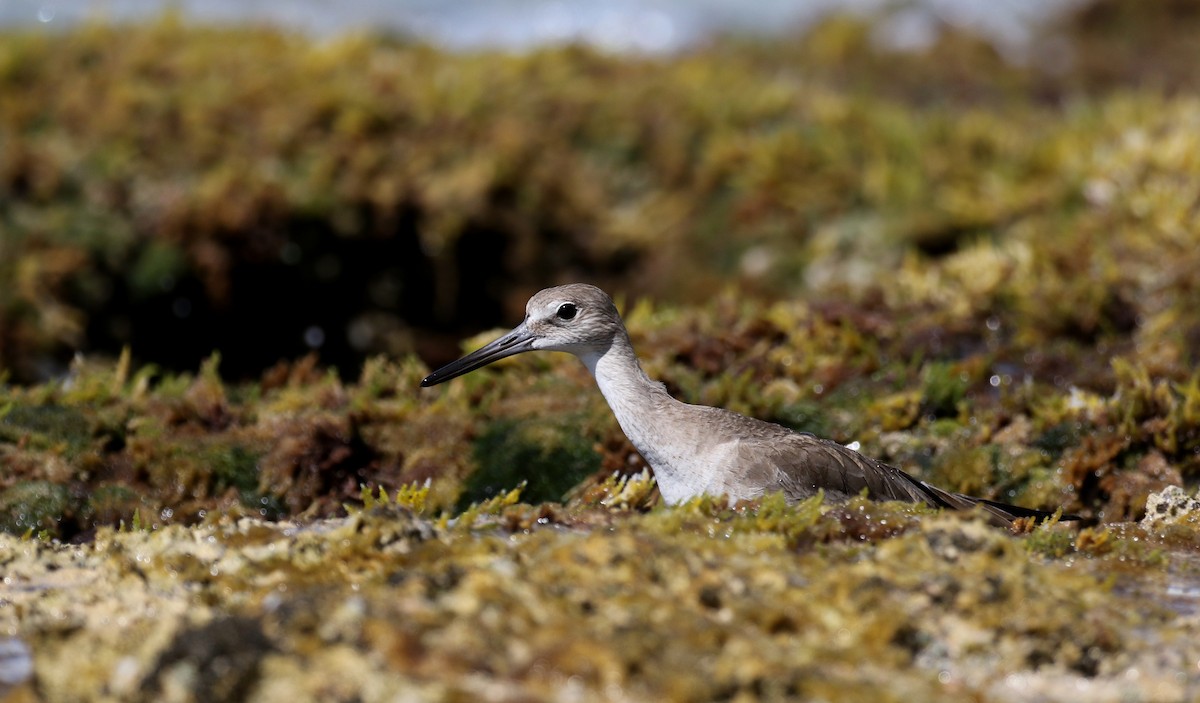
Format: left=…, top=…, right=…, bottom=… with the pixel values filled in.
left=422, top=284, right=1077, bottom=525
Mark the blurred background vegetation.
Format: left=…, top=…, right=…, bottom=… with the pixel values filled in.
left=3, top=0, right=1199, bottom=382
left=3, top=0, right=1200, bottom=537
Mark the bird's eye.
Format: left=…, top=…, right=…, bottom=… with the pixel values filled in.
left=556, top=303, right=577, bottom=320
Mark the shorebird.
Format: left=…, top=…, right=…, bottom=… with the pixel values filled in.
left=422, top=284, right=1076, bottom=525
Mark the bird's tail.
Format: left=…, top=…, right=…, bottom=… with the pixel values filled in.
left=915, top=481, right=1081, bottom=527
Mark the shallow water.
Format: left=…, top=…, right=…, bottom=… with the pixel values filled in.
left=1115, top=550, right=1200, bottom=616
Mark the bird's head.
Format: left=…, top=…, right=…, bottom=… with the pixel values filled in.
left=420, top=283, right=623, bottom=387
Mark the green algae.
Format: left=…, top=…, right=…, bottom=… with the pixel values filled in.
left=462, top=416, right=601, bottom=509
left=0, top=481, right=73, bottom=535
left=209, top=443, right=271, bottom=511
left=0, top=403, right=92, bottom=456
left=920, top=361, right=970, bottom=419
left=768, top=399, right=832, bottom=437
left=79, top=483, right=141, bottom=527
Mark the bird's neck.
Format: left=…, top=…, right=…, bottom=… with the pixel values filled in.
left=578, top=334, right=704, bottom=503
left=579, top=334, right=673, bottom=411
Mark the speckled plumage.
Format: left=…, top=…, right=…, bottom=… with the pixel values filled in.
left=422, top=283, right=1072, bottom=525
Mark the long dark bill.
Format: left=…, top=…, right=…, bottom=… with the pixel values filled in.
left=420, top=324, right=536, bottom=387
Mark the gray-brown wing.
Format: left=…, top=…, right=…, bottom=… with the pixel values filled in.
left=740, top=431, right=937, bottom=504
